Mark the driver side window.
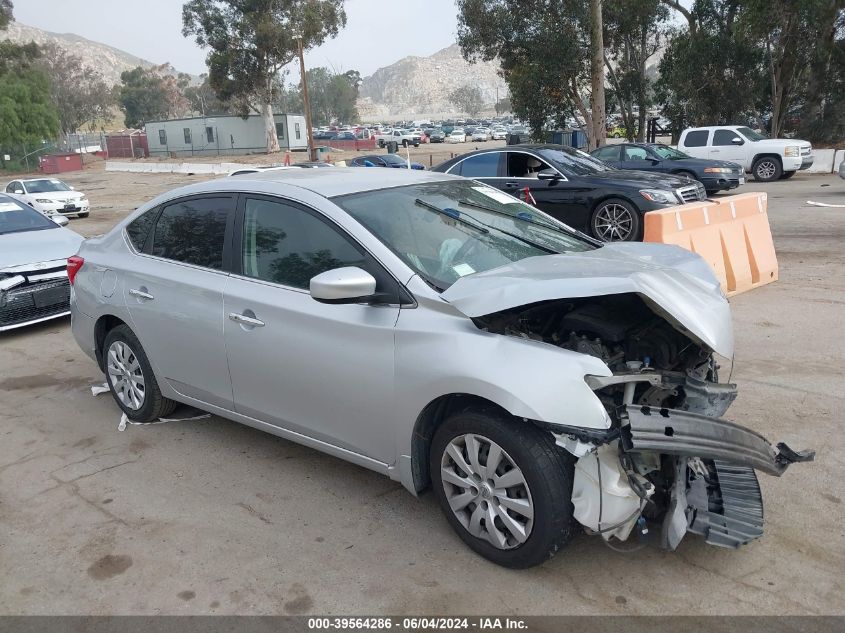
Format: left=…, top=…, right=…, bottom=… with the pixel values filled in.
left=506, top=153, right=552, bottom=178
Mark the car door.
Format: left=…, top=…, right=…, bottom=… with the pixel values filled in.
left=123, top=194, right=236, bottom=410
left=223, top=195, right=402, bottom=463
left=709, top=128, right=746, bottom=164
left=620, top=146, right=663, bottom=173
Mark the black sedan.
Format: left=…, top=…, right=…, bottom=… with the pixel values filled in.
left=432, top=144, right=705, bottom=241
left=427, top=129, right=447, bottom=143
left=591, top=143, right=744, bottom=195
left=349, top=154, right=425, bottom=170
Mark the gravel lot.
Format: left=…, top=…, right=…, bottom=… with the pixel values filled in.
left=1, top=166, right=843, bottom=615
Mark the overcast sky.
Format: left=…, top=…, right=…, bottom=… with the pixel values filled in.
left=13, top=0, right=461, bottom=78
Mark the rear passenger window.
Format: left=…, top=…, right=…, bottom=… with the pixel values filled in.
left=684, top=130, right=709, bottom=147
left=713, top=130, right=740, bottom=146
left=151, top=197, right=231, bottom=269
left=452, top=153, right=500, bottom=177
left=594, top=146, right=620, bottom=161
left=125, top=210, right=157, bottom=251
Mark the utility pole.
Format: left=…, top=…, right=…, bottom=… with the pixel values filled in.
left=297, top=36, right=317, bottom=162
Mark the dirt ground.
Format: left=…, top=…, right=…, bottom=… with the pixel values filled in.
left=0, top=167, right=843, bottom=615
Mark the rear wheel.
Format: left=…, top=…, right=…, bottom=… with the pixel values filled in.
left=752, top=156, right=782, bottom=182
left=103, top=324, right=177, bottom=422
left=430, top=407, right=577, bottom=568
left=590, top=198, right=641, bottom=242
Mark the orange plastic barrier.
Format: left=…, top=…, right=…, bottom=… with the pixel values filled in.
left=643, top=192, right=778, bottom=296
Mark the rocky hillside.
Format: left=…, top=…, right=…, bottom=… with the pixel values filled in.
left=358, top=44, right=505, bottom=121
left=3, top=22, right=191, bottom=86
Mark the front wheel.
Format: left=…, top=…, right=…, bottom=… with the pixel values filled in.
left=590, top=198, right=641, bottom=242
left=780, top=170, right=796, bottom=180
left=430, top=407, right=577, bottom=568
left=752, top=156, right=782, bottom=182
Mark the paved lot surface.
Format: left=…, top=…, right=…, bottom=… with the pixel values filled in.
left=1, top=169, right=843, bottom=615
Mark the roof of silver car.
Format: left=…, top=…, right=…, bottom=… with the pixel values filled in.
left=229, top=165, right=457, bottom=197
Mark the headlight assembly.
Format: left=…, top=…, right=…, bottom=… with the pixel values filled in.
left=639, top=189, right=678, bottom=204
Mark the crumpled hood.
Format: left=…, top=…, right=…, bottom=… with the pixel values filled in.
left=442, top=242, right=734, bottom=358
left=0, top=227, right=83, bottom=270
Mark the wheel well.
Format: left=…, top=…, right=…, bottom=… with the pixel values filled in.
left=752, top=153, right=782, bottom=166
left=94, top=315, right=128, bottom=370
left=410, top=393, right=512, bottom=494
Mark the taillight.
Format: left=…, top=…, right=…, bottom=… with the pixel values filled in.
left=67, top=255, right=84, bottom=285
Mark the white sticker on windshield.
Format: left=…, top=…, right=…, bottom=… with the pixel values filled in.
left=452, top=262, right=475, bottom=277
left=50, top=179, right=62, bottom=184
left=0, top=203, right=20, bottom=212
left=471, top=186, right=519, bottom=205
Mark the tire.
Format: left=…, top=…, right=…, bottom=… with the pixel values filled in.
left=752, top=156, right=782, bottom=182
left=103, top=324, right=177, bottom=422
left=430, top=407, right=577, bottom=568
left=780, top=170, right=796, bottom=180
left=402, top=140, right=408, bottom=148
left=590, top=198, right=641, bottom=242
left=378, top=140, right=385, bottom=148
left=77, top=212, right=89, bottom=218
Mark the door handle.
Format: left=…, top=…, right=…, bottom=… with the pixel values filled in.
left=129, top=288, right=154, bottom=300
left=229, top=312, right=265, bottom=327
left=503, top=181, right=519, bottom=189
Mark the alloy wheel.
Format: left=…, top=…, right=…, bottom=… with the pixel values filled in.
left=594, top=203, right=634, bottom=241
left=107, top=340, right=146, bottom=410
left=756, top=160, right=777, bottom=180
left=440, top=433, right=534, bottom=550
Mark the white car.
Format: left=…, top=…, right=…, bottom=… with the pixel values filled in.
left=4, top=178, right=90, bottom=218
left=471, top=128, right=491, bottom=142
left=677, top=126, right=813, bottom=182
left=491, top=127, right=508, bottom=140
left=0, top=193, right=81, bottom=331
left=447, top=129, right=467, bottom=143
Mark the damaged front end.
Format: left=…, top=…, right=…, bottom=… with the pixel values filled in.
left=473, top=292, right=814, bottom=551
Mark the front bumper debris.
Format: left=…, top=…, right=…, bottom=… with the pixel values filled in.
left=619, top=405, right=814, bottom=477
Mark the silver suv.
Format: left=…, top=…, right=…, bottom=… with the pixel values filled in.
left=69, top=169, right=811, bottom=568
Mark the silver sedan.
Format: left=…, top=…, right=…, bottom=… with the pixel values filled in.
left=69, top=169, right=811, bottom=567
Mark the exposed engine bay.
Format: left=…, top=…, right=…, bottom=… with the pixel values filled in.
left=475, top=293, right=814, bottom=551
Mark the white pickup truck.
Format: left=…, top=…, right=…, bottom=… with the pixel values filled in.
left=677, top=125, right=813, bottom=182
left=375, top=129, right=421, bottom=148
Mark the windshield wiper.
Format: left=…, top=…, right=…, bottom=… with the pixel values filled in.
left=414, top=198, right=489, bottom=234
left=457, top=198, right=598, bottom=245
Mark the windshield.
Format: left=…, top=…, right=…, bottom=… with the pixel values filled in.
left=381, top=155, right=407, bottom=165
left=537, top=147, right=612, bottom=175
left=332, top=180, right=594, bottom=291
left=0, top=197, right=59, bottom=235
left=24, top=179, right=72, bottom=194
left=737, top=127, right=768, bottom=142
left=651, top=145, right=691, bottom=160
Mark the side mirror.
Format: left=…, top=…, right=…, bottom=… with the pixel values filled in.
left=537, top=168, right=560, bottom=181
left=649, top=158, right=661, bottom=165
left=52, top=215, right=69, bottom=226
left=310, top=266, right=377, bottom=304
left=731, top=137, right=744, bottom=145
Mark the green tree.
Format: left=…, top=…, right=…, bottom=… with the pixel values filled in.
left=118, top=66, right=170, bottom=128
left=182, top=0, right=346, bottom=153
left=604, top=0, right=669, bottom=140
left=37, top=43, right=116, bottom=135
left=457, top=0, right=599, bottom=145
left=657, top=1, right=765, bottom=138
left=0, top=0, right=12, bottom=30
left=185, top=74, right=232, bottom=115
left=449, top=85, right=484, bottom=118
left=0, top=69, right=60, bottom=168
